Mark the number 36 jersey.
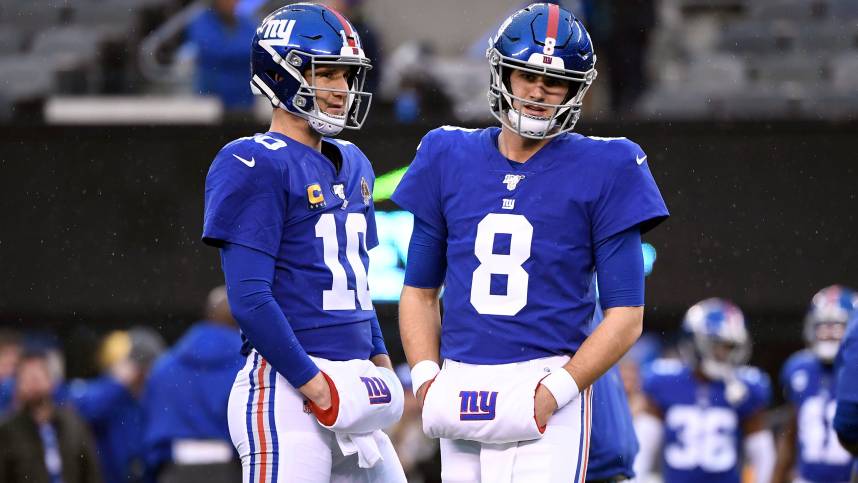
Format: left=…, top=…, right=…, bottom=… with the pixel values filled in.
left=391, top=126, right=668, bottom=364
left=642, top=360, right=772, bottom=483
left=202, top=132, right=378, bottom=344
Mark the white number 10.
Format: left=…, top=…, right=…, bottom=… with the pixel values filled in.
left=470, top=213, right=533, bottom=316
left=315, top=213, right=372, bottom=311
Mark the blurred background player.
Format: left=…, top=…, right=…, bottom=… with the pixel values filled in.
left=633, top=298, right=775, bottom=483
left=587, top=301, right=639, bottom=483
left=142, top=286, right=244, bottom=483
left=773, top=285, right=858, bottom=483
left=834, top=310, right=858, bottom=476
left=202, top=3, right=405, bottom=481
left=185, top=0, right=257, bottom=111
left=65, top=327, right=166, bottom=483
left=0, top=329, right=23, bottom=413
left=393, top=3, right=667, bottom=481
left=0, top=350, right=102, bottom=483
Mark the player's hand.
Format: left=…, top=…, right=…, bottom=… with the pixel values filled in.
left=415, top=379, right=434, bottom=410
left=534, top=383, right=558, bottom=429
left=299, top=371, right=332, bottom=410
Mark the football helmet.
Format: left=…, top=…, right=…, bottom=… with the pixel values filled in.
left=680, top=298, right=751, bottom=383
left=486, top=2, right=597, bottom=139
left=250, top=3, right=372, bottom=135
left=803, top=285, right=858, bottom=363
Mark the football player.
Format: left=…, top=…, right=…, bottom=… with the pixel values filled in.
left=834, top=311, right=858, bottom=461
left=392, top=3, right=668, bottom=481
left=773, top=285, right=858, bottom=483
left=633, top=298, right=775, bottom=483
left=202, top=4, right=405, bottom=482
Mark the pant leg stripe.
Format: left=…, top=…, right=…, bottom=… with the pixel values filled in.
left=245, top=353, right=259, bottom=483
left=256, top=358, right=269, bottom=483
left=267, top=364, right=279, bottom=482
left=579, top=387, right=593, bottom=482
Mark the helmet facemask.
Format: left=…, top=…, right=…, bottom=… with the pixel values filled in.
left=487, top=48, right=596, bottom=140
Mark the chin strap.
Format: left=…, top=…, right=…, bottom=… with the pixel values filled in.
left=506, top=108, right=557, bottom=137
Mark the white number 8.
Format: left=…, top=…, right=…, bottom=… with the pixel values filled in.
left=470, top=213, right=533, bottom=316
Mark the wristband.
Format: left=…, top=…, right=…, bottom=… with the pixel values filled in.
left=539, top=368, right=580, bottom=409
left=410, top=360, right=441, bottom=397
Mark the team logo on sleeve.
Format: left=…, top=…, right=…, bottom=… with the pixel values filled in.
left=306, top=183, right=326, bottom=210
left=502, top=174, right=525, bottom=191
left=360, top=177, right=372, bottom=205
left=360, top=376, right=392, bottom=405
left=459, top=390, right=498, bottom=421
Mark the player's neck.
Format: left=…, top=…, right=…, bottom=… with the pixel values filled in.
left=269, top=109, right=323, bottom=151
left=497, top=127, right=552, bottom=164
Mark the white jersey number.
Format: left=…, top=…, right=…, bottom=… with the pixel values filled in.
left=470, top=213, right=533, bottom=316
left=315, top=213, right=372, bottom=311
left=798, top=396, right=852, bottom=465
left=665, top=405, right=738, bottom=472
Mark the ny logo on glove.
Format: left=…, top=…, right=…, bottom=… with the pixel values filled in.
left=459, top=390, right=498, bottom=421
left=360, top=376, right=392, bottom=405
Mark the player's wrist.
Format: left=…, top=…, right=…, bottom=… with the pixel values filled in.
left=410, top=360, right=441, bottom=398
left=539, top=368, right=580, bottom=409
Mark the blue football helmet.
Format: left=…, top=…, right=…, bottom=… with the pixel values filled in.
left=250, top=3, right=372, bottom=135
left=487, top=2, right=597, bottom=139
left=680, top=298, right=751, bottom=383
left=803, top=285, right=858, bottom=363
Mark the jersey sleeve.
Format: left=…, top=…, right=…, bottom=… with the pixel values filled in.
left=390, top=130, right=445, bottom=233
left=640, top=361, right=672, bottom=411
left=738, top=368, right=772, bottom=419
left=591, top=140, right=669, bottom=242
left=366, top=179, right=380, bottom=250
left=202, top=142, right=286, bottom=257
left=779, top=354, right=801, bottom=403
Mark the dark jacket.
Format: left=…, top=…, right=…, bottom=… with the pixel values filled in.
left=0, top=407, right=102, bottom=483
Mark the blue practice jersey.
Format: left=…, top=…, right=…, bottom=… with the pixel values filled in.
left=391, top=126, right=668, bottom=364
left=781, top=350, right=853, bottom=482
left=203, top=132, right=379, bottom=356
left=642, top=359, right=771, bottom=483
left=587, top=298, right=638, bottom=480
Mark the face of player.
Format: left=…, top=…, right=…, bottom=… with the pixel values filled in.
left=814, top=320, right=846, bottom=343
left=508, top=69, right=570, bottom=119
left=310, top=65, right=352, bottom=118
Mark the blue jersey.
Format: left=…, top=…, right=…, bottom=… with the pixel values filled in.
left=781, top=350, right=853, bottom=482
left=587, top=299, right=638, bottom=480
left=203, top=132, right=379, bottom=358
left=391, top=126, right=668, bottom=364
left=837, top=320, right=858, bottom=404
left=642, top=359, right=771, bottom=483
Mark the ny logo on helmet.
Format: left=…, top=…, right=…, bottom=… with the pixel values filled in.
left=360, top=376, right=391, bottom=405
left=459, top=391, right=498, bottom=421
left=259, top=18, right=296, bottom=40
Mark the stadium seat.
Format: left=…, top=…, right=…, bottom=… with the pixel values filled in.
left=719, top=20, right=796, bottom=54
left=70, top=1, right=142, bottom=40
left=635, top=87, right=716, bottom=119
left=714, top=86, right=804, bottom=119
left=0, top=55, right=56, bottom=106
left=750, top=0, right=828, bottom=20
left=0, top=28, right=24, bottom=56
left=831, top=53, right=858, bottom=91
left=748, top=55, right=828, bottom=87
left=686, top=54, right=748, bottom=94
left=796, top=22, right=857, bottom=52
left=830, top=0, right=858, bottom=18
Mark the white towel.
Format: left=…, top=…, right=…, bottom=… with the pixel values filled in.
left=310, top=357, right=404, bottom=433
left=422, top=357, right=570, bottom=444
left=335, top=430, right=387, bottom=469
left=308, top=358, right=404, bottom=468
